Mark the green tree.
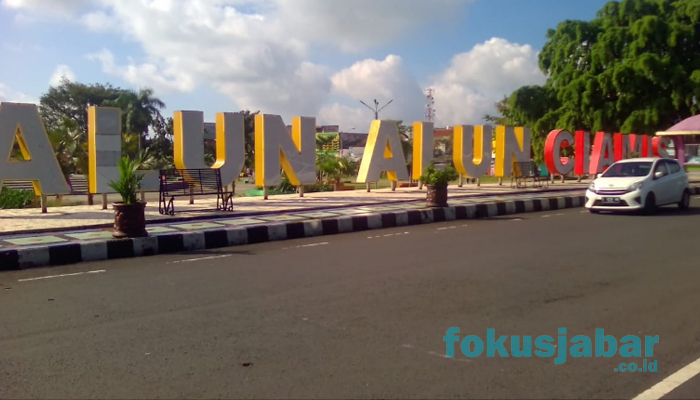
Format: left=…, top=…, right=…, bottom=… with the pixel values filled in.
left=39, top=78, right=123, bottom=141
left=103, top=87, right=166, bottom=145
left=538, top=0, right=700, bottom=134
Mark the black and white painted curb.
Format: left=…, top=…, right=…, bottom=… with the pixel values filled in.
left=1, top=188, right=698, bottom=271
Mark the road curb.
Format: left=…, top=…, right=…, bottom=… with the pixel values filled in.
left=2, top=187, right=699, bottom=271
left=0, top=186, right=589, bottom=238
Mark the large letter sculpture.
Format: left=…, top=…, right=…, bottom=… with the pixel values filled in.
left=574, top=131, right=590, bottom=176
left=454, top=125, right=492, bottom=178
left=652, top=136, right=672, bottom=158
left=173, top=110, right=245, bottom=185
left=0, top=102, right=70, bottom=195
left=494, top=126, right=531, bottom=177
left=254, top=114, right=316, bottom=187
left=544, top=129, right=574, bottom=176
left=88, top=106, right=159, bottom=194
left=412, top=122, right=434, bottom=180
left=357, top=120, right=409, bottom=183
left=613, top=133, right=652, bottom=160
left=590, top=132, right=615, bottom=174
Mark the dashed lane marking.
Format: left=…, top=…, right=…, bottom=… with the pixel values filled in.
left=367, top=232, right=410, bottom=239
left=171, top=255, right=232, bottom=264
left=283, top=242, right=329, bottom=250
left=18, top=270, right=106, bottom=282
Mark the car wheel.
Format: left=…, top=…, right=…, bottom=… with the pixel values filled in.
left=644, top=193, right=657, bottom=215
left=679, top=190, right=690, bottom=210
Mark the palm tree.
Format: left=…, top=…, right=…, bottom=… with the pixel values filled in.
left=104, top=88, right=166, bottom=149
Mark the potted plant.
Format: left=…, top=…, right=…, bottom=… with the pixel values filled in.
left=108, top=156, right=148, bottom=238
left=419, top=161, right=459, bottom=207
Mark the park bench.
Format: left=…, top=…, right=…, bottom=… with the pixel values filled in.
left=510, top=161, right=549, bottom=189
left=158, top=168, right=233, bottom=215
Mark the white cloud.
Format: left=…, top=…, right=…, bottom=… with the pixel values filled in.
left=430, top=38, right=546, bottom=127
left=0, top=83, right=37, bottom=103
left=319, top=55, right=425, bottom=131
left=86, top=49, right=196, bottom=94
left=275, top=0, right=472, bottom=53
left=2, top=1, right=545, bottom=131
left=1, top=0, right=88, bottom=18
left=49, top=64, right=76, bottom=86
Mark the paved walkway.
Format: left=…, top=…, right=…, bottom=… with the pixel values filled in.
left=0, top=184, right=588, bottom=250
left=0, top=181, right=589, bottom=236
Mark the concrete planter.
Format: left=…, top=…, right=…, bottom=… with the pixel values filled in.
left=112, top=202, right=148, bottom=239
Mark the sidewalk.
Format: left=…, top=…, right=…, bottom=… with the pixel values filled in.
left=0, top=181, right=590, bottom=236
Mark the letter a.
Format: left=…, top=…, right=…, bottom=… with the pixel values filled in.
left=357, top=120, right=409, bottom=183
left=0, top=102, right=71, bottom=195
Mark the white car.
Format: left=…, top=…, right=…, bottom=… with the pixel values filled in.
left=585, top=157, right=691, bottom=214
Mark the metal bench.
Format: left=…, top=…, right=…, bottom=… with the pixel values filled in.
left=158, top=168, right=233, bottom=215
left=511, top=161, right=549, bottom=189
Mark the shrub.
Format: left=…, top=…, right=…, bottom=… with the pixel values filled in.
left=0, top=187, right=37, bottom=209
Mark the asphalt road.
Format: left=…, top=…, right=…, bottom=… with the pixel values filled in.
left=2, top=199, right=700, bottom=399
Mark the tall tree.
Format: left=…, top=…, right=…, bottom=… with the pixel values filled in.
left=538, top=0, right=700, bottom=134
left=103, top=88, right=166, bottom=139
left=39, top=78, right=123, bottom=140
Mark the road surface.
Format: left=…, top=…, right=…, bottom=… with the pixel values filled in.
left=2, top=199, right=700, bottom=399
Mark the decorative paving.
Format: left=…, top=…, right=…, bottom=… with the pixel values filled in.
left=0, top=192, right=578, bottom=249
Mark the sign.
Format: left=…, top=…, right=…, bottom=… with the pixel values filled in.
left=0, top=102, right=683, bottom=196
left=544, top=130, right=678, bottom=176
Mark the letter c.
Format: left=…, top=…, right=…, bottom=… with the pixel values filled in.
left=545, top=129, right=574, bottom=176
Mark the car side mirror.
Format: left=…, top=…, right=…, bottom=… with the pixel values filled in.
left=654, top=171, right=665, bottom=179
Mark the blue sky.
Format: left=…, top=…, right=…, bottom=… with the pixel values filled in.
left=0, top=0, right=612, bottom=131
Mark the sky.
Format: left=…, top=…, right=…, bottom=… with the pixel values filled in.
left=0, top=0, right=611, bottom=133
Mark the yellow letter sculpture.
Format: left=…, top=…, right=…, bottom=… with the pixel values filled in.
left=357, top=120, right=409, bottom=183
left=88, top=106, right=159, bottom=193
left=454, top=125, right=493, bottom=179
left=173, top=111, right=245, bottom=186
left=0, top=102, right=71, bottom=195
left=254, top=114, right=316, bottom=187
left=494, top=126, right=531, bottom=177
left=412, top=122, right=434, bottom=180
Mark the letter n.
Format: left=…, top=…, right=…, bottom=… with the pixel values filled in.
left=494, top=126, right=531, bottom=177
left=254, top=114, right=316, bottom=187
left=0, top=102, right=71, bottom=195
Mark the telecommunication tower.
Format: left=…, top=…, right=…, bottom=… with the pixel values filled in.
left=425, top=88, right=436, bottom=122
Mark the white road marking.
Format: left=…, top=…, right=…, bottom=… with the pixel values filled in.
left=542, top=215, right=552, bottom=218
left=512, top=218, right=522, bottom=221
left=402, top=344, right=471, bottom=363
left=367, top=232, right=409, bottom=240
left=283, top=242, right=330, bottom=249
left=437, top=226, right=457, bottom=231
left=171, top=254, right=231, bottom=263
left=556, top=213, right=565, bottom=216
left=632, top=357, right=700, bottom=400
left=18, top=270, right=106, bottom=282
